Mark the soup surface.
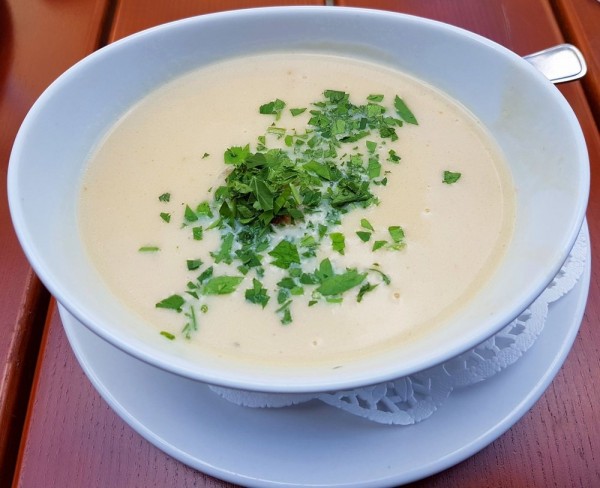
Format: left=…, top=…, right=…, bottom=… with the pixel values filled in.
left=79, top=52, right=515, bottom=366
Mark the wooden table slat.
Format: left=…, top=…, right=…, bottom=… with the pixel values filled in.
left=110, top=0, right=324, bottom=41
left=338, top=0, right=566, bottom=54
left=551, top=0, right=600, bottom=126
left=0, top=0, right=110, bottom=483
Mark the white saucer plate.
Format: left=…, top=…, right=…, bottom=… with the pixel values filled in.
left=61, top=244, right=590, bottom=487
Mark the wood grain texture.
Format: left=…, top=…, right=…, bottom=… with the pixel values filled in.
left=11, top=0, right=600, bottom=487
left=551, top=0, right=600, bottom=127
left=0, top=0, right=108, bottom=483
left=14, top=303, right=236, bottom=488
left=109, top=0, right=324, bottom=41
left=338, top=0, right=564, bottom=54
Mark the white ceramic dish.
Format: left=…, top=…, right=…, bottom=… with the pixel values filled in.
left=8, top=7, right=589, bottom=392
left=60, top=245, right=590, bottom=486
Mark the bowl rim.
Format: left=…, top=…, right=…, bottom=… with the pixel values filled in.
left=7, top=5, right=590, bottom=393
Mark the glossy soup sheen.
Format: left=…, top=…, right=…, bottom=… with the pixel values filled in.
left=79, top=53, right=515, bottom=367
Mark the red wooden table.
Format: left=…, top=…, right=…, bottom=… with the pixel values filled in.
left=1, top=1, right=599, bottom=486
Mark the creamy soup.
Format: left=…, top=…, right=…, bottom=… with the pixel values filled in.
left=79, top=53, right=515, bottom=367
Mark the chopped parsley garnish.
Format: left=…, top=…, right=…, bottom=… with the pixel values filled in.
left=186, top=259, right=202, bottom=271
left=372, top=240, right=387, bottom=252
left=245, top=278, right=270, bottom=308
left=156, top=294, right=185, bottom=312
left=394, top=96, right=418, bottom=125
left=210, top=233, right=234, bottom=264
left=138, top=246, right=160, bottom=252
left=330, top=232, right=345, bottom=255
left=443, top=170, right=462, bottom=184
left=356, top=231, right=371, bottom=242
left=388, top=150, right=401, bottom=163
left=357, top=282, right=378, bottom=302
left=184, top=204, right=198, bottom=222
left=367, top=94, right=384, bottom=102
left=388, top=226, right=405, bottom=244
left=290, top=107, right=307, bottom=116
left=316, top=267, right=367, bottom=296
left=202, top=275, right=243, bottom=295
left=160, top=331, right=176, bottom=340
left=152, top=90, right=423, bottom=337
left=192, top=226, right=203, bottom=241
left=361, top=218, right=374, bottom=231
left=259, top=99, right=286, bottom=120
left=268, top=240, right=301, bottom=269
left=369, top=266, right=391, bottom=285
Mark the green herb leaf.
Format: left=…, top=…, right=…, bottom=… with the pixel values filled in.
left=394, top=96, right=418, bottom=125
left=160, top=331, right=176, bottom=340
left=184, top=204, right=198, bottom=223
left=251, top=177, right=274, bottom=211
left=360, top=218, right=374, bottom=231
left=259, top=99, right=286, bottom=120
left=316, top=258, right=334, bottom=281
left=224, top=145, right=250, bottom=165
left=186, top=259, right=202, bottom=271
left=280, top=306, right=292, bottom=325
left=195, top=201, right=214, bottom=218
left=192, top=226, right=203, bottom=241
left=138, top=246, right=160, bottom=252
left=316, top=269, right=367, bottom=296
left=268, top=240, right=301, bottom=269
left=357, top=282, right=378, bottom=302
left=156, top=294, right=185, bottom=312
left=197, top=266, right=214, bottom=284
left=372, top=240, right=387, bottom=251
left=369, top=267, right=391, bottom=285
left=158, top=192, right=171, bottom=202
left=387, top=149, right=401, bottom=163
left=443, top=171, right=462, bottom=184
left=367, top=94, right=384, bottom=102
left=356, top=231, right=371, bottom=242
left=330, top=232, right=345, bottom=255
left=303, top=160, right=334, bottom=180
left=203, top=276, right=244, bottom=295
left=388, top=226, right=405, bottom=243
left=367, top=157, right=381, bottom=179
left=245, top=278, right=270, bottom=308
left=277, top=288, right=290, bottom=305
left=300, top=272, right=319, bottom=285
left=160, top=212, right=171, bottom=223
left=290, top=107, right=307, bottom=116
left=210, top=233, right=235, bottom=264
left=277, top=277, right=297, bottom=289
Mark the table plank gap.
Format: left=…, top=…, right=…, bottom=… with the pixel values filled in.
left=98, top=0, right=122, bottom=48
left=549, top=0, right=600, bottom=128
left=0, top=0, right=113, bottom=485
left=9, top=299, right=56, bottom=488
left=0, top=273, right=49, bottom=487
